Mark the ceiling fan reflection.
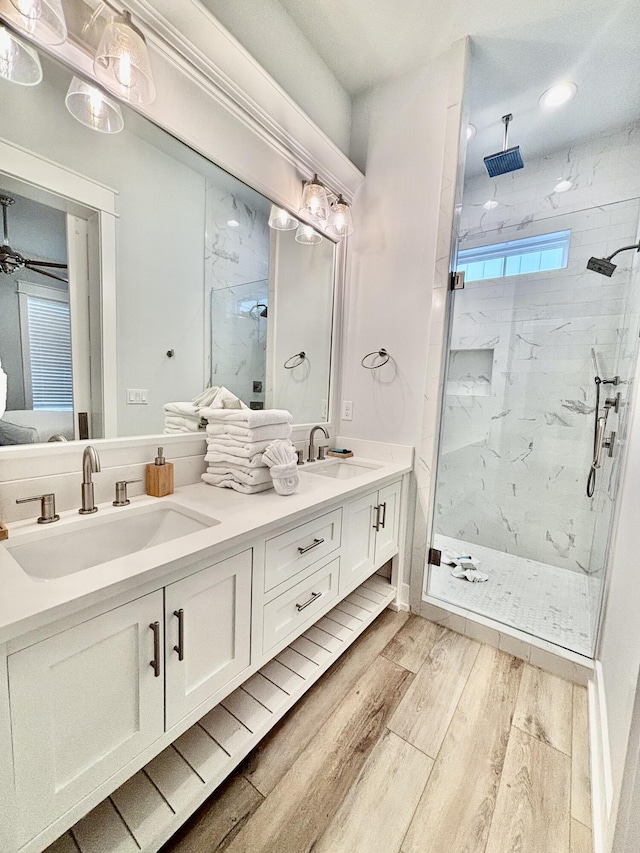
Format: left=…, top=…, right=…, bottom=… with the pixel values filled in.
left=0, top=195, right=68, bottom=284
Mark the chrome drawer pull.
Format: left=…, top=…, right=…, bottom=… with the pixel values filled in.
left=149, top=621, right=161, bottom=677
left=380, top=501, right=387, bottom=529
left=296, top=591, right=322, bottom=611
left=173, top=608, right=185, bottom=661
left=298, top=537, right=324, bottom=555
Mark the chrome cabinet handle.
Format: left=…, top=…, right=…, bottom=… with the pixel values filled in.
left=380, top=501, right=387, bottom=529
left=373, top=504, right=381, bottom=532
left=173, top=608, right=185, bottom=661
left=150, top=621, right=161, bottom=677
left=296, top=591, right=322, bottom=611
left=298, top=537, right=324, bottom=554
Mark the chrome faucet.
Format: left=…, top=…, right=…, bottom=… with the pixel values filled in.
left=308, top=425, right=329, bottom=462
left=79, top=445, right=101, bottom=514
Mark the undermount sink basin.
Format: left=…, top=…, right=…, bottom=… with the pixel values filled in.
left=6, top=503, right=219, bottom=581
left=305, top=459, right=382, bottom=480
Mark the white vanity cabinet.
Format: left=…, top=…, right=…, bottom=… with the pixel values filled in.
left=9, top=591, right=166, bottom=845
left=342, top=480, right=402, bottom=594
left=164, top=550, right=251, bottom=728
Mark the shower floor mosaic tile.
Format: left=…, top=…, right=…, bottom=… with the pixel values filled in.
left=430, top=534, right=601, bottom=656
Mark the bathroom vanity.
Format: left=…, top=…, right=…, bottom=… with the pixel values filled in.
left=0, top=449, right=411, bottom=853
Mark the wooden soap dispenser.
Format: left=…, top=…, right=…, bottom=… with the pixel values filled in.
left=146, top=446, right=174, bottom=497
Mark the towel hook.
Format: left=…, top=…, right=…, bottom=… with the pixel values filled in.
left=284, top=351, right=306, bottom=369
left=361, top=348, right=390, bottom=369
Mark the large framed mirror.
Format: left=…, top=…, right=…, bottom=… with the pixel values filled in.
left=0, top=46, right=337, bottom=446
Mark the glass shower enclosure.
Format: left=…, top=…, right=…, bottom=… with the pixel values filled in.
left=427, top=198, right=640, bottom=657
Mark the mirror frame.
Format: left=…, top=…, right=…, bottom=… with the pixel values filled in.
left=0, top=0, right=361, bottom=451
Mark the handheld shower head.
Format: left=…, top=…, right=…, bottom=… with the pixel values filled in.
left=587, top=243, right=640, bottom=276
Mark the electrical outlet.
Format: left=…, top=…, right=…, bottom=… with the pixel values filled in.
left=342, top=400, right=353, bottom=421
left=126, top=388, right=148, bottom=405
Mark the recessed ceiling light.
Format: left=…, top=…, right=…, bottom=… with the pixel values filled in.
left=483, top=199, right=499, bottom=210
left=227, top=219, right=240, bottom=227
left=539, top=82, right=577, bottom=109
left=466, top=124, right=476, bottom=141
left=554, top=179, right=572, bottom=193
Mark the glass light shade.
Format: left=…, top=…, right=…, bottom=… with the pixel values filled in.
left=300, top=174, right=329, bottom=221
left=329, top=195, right=354, bottom=238
left=6, top=0, right=67, bottom=45
left=94, top=11, right=156, bottom=106
left=268, top=204, right=298, bottom=231
left=65, top=76, right=124, bottom=134
left=0, top=25, right=42, bottom=85
left=295, top=224, right=323, bottom=245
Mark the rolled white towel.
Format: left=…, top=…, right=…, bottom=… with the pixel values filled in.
left=164, top=402, right=200, bottom=417
left=206, top=450, right=266, bottom=468
left=201, top=473, right=272, bottom=494
left=206, top=422, right=292, bottom=442
left=204, top=465, right=272, bottom=486
left=263, top=440, right=298, bottom=495
left=201, top=407, right=293, bottom=428
left=205, top=439, right=273, bottom=458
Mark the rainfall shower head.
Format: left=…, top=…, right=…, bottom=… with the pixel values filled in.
left=484, top=114, right=524, bottom=178
left=587, top=243, right=640, bottom=277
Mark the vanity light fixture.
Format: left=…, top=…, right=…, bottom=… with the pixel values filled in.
left=4, top=0, right=67, bottom=45
left=300, top=173, right=329, bottom=221
left=483, top=199, right=499, bottom=210
left=328, top=194, right=354, bottom=238
left=65, top=76, right=124, bottom=133
left=0, top=24, right=41, bottom=84
left=554, top=179, right=572, bottom=193
left=539, top=81, right=577, bottom=109
left=466, top=124, right=476, bottom=141
left=268, top=204, right=298, bottom=231
left=295, top=223, right=323, bottom=245
left=94, top=7, right=156, bottom=106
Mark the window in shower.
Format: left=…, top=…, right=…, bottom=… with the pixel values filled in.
left=457, top=229, right=571, bottom=282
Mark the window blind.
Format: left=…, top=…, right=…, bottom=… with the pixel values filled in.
left=26, top=295, right=73, bottom=411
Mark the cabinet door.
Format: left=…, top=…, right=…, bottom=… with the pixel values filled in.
left=341, top=490, right=378, bottom=593
left=375, top=480, right=402, bottom=565
left=9, top=591, right=165, bottom=845
left=165, top=549, right=252, bottom=729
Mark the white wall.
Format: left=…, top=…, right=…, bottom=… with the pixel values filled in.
left=198, top=0, right=352, bottom=155
left=340, top=57, right=452, bottom=446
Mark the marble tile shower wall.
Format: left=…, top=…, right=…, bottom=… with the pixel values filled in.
left=205, top=182, right=270, bottom=403
left=435, top=122, right=640, bottom=575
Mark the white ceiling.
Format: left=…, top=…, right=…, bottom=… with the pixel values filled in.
left=271, top=0, right=640, bottom=170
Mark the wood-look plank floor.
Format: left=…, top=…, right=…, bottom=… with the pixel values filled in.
left=161, top=614, right=592, bottom=853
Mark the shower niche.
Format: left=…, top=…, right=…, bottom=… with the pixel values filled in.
left=445, top=348, right=494, bottom=396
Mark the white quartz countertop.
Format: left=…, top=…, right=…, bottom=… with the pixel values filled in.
left=0, top=443, right=412, bottom=644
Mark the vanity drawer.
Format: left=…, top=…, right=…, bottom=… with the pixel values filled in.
left=264, top=508, right=342, bottom=592
left=262, top=557, right=340, bottom=653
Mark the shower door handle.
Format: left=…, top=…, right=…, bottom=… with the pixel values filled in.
left=592, top=417, right=607, bottom=469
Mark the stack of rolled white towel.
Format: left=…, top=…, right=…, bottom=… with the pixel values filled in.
left=201, top=408, right=298, bottom=495
left=163, top=386, right=247, bottom=434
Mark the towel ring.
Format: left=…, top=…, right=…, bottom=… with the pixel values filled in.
left=361, top=348, right=390, bottom=369
left=284, top=351, right=306, bottom=369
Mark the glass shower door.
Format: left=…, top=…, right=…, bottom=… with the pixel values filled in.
left=427, top=200, right=640, bottom=656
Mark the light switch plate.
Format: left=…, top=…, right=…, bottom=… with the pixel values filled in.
left=127, top=388, right=148, bottom=405
left=342, top=400, right=353, bottom=421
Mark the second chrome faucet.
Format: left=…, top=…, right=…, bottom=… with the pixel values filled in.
left=79, top=445, right=101, bottom=514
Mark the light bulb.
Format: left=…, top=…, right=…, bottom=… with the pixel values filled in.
left=539, top=82, right=577, bottom=109
left=295, top=224, right=323, bottom=245
left=268, top=204, right=298, bottom=231
left=65, top=76, right=124, bottom=133
left=0, top=25, right=42, bottom=85
left=300, top=174, right=329, bottom=221
left=94, top=11, right=156, bottom=105
left=6, top=0, right=66, bottom=45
